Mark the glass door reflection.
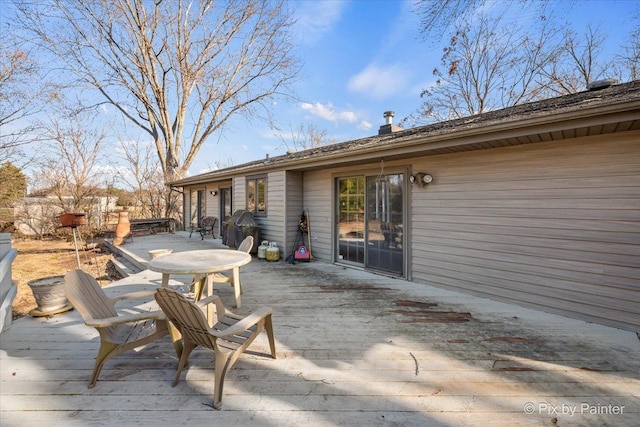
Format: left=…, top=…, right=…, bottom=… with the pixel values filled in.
left=365, top=173, right=404, bottom=275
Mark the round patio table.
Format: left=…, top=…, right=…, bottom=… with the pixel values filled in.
left=148, top=249, right=251, bottom=311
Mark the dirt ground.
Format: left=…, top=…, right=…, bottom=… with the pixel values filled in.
left=10, top=237, right=116, bottom=319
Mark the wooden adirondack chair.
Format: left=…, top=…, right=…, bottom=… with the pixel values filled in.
left=64, top=269, right=181, bottom=388
left=154, top=287, right=276, bottom=409
left=193, top=236, right=254, bottom=302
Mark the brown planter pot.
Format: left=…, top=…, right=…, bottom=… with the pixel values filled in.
left=113, top=211, right=130, bottom=246
left=58, top=213, right=87, bottom=227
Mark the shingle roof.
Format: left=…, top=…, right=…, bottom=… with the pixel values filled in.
left=171, top=80, right=640, bottom=186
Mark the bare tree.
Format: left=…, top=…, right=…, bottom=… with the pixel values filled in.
left=0, top=34, right=52, bottom=165
left=274, top=123, right=335, bottom=152
left=615, top=24, right=640, bottom=81
left=543, top=24, right=612, bottom=95
left=117, top=140, right=167, bottom=219
left=414, top=12, right=563, bottom=123
left=15, top=0, right=300, bottom=189
left=411, top=0, right=638, bottom=125
left=31, top=107, right=106, bottom=218
left=415, top=0, right=551, bottom=43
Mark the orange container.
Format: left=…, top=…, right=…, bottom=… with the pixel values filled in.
left=58, top=213, right=87, bottom=227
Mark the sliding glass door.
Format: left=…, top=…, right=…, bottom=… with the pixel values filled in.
left=337, top=177, right=365, bottom=265
left=336, top=172, right=405, bottom=276
left=365, top=173, right=404, bottom=275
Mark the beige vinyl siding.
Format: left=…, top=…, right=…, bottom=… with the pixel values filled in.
left=256, top=171, right=285, bottom=249
left=410, top=131, right=640, bottom=332
left=204, top=185, right=217, bottom=220
left=302, top=169, right=334, bottom=261
left=232, top=176, right=246, bottom=211
left=284, top=171, right=303, bottom=256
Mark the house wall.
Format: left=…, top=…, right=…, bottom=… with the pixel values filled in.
left=182, top=182, right=232, bottom=235
left=284, top=171, right=304, bottom=257
left=205, top=185, right=217, bottom=222
left=178, top=129, right=639, bottom=332
left=409, top=131, right=640, bottom=332
left=256, top=171, right=285, bottom=248
left=302, top=162, right=409, bottom=263
left=225, top=172, right=289, bottom=254
left=302, top=168, right=335, bottom=262
left=295, top=131, right=639, bottom=332
left=232, top=176, right=246, bottom=211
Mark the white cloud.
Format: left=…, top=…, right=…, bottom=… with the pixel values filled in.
left=358, top=120, right=372, bottom=131
left=348, top=63, right=411, bottom=99
left=293, top=0, right=346, bottom=45
left=300, top=102, right=357, bottom=123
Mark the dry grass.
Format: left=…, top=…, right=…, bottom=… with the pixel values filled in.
left=11, top=237, right=114, bottom=319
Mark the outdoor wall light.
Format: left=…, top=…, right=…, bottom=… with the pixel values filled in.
left=409, top=172, right=433, bottom=187
left=210, top=190, right=218, bottom=196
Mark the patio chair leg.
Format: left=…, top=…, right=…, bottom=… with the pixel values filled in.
left=89, top=341, right=118, bottom=388
left=264, top=315, right=277, bottom=359
left=166, top=322, right=183, bottom=359
left=213, top=350, right=236, bottom=410
left=173, top=340, right=196, bottom=387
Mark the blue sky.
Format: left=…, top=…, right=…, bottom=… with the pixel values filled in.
left=2, top=0, right=638, bottom=179
left=189, top=0, right=639, bottom=176
left=194, top=0, right=430, bottom=174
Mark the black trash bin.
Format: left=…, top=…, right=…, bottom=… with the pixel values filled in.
left=222, top=210, right=260, bottom=253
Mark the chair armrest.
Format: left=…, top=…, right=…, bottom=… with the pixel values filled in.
left=195, top=295, right=226, bottom=312
left=211, top=307, right=273, bottom=338
left=111, top=290, right=158, bottom=303
left=195, top=294, right=230, bottom=317
left=195, top=294, right=221, bottom=308
left=85, top=309, right=166, bottom=328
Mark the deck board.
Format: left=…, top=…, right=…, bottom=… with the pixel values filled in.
left=2, top=232, right=639, bottom=426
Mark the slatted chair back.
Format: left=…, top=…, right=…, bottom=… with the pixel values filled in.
left=154, top=287, right=276, bottom=409
left=65, top=269, right=121, bottom=340
left=237, top=235, right=254, bottom=253
left=155, top=286, right=218, bottom=349
left=64, top=269, right=175, bottom=388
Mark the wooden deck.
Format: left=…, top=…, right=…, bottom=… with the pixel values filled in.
left=2, top=233, right=639, bottom=426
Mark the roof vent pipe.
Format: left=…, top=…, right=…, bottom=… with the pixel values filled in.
left=378, top=111, right=402, bottom=135
left=587, top=78, right=617, bottom=91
